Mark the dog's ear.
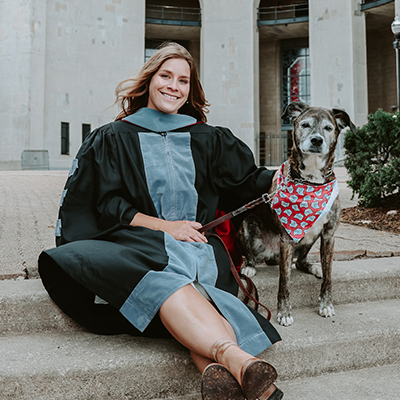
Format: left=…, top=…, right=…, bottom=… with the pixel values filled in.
left=281, top=102, right=310, bottom=122
left=332, top=108, right=356, bottom=133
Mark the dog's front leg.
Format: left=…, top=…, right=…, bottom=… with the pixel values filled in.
left=319, top=234, right=335, bottom=318
left=277, top=240, right=295, bottom=326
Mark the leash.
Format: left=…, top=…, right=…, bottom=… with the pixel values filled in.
left=207, top=233, right=272, bottom=320
left=198, top=181, right=287, bottom=234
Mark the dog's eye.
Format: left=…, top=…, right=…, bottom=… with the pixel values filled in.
left=324, top=125, right=333, bottom=132
left=301, top=122, right=310, bottom=128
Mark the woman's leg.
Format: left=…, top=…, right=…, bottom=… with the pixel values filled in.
left=159, top=284, right=252, bottom=383
left=190, top=315, right=236, bottom=373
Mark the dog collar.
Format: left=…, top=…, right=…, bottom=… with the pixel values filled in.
left=271, top=163, right=339, bottom=242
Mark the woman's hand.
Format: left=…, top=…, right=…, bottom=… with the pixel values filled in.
left=160, top=220, right=208, bottom=243
left=130, top=213, right=207, bottom=243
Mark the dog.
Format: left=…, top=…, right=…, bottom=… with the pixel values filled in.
left=236, top=101, right=356, bottom=326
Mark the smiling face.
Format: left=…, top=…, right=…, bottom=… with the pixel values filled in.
left=147, top=58, right=190, bottom=115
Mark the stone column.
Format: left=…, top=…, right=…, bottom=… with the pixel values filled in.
left=0, top=0, right=47, bottom=169
left=201, top=0, right=259, bottom=157
left=309, top=0, right=368, bottom=159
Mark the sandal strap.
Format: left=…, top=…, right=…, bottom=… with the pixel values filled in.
left=259, top=384, right=278, bottom=400
left=210, top=338, right=239, bottom=363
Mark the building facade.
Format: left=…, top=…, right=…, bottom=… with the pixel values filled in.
left=0, top=0, right=398, bottom=169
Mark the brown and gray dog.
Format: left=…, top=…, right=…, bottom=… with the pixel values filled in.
left=237, top=101, right=356, bottom=326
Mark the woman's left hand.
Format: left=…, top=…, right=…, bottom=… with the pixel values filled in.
left=130, top=213, right=207, bottom=243
left=160, top=220, right=208, bottom=243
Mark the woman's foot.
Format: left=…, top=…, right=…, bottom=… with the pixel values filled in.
left=201, top=364, right=245, bottom=400
left=208, top=338, right=284, bottom=399
left=241, top=359, right=284, bottom=400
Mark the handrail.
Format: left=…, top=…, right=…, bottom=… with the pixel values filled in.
left=359, top=0, right=393, bottom=11
left=258, top=2, right=308, bottom=24
left=146, top=4, right=201, bottom=22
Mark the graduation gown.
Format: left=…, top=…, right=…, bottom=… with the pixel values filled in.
left=39, top=107, right=281, bottom=354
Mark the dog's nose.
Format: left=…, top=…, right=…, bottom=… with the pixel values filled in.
left=311, top=136, right=323, bottom=147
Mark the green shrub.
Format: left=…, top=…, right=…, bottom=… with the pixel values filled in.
left=343, top=109, right=400, bottom=207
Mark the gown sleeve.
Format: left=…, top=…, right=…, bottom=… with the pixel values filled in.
left=93, top=128, right=139, bottom=230
left=211, top=126, right=276, bottom=211
left=57, top=124, right=139, bottom=245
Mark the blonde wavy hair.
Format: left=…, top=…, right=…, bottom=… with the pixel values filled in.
left=114, top=42, right=209, bottom=122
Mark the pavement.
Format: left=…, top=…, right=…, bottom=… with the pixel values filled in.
left=0, top=167, right=400, bottom=399
left=0, top=167, right=399, bottom=280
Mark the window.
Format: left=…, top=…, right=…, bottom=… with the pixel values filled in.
left=82, top=123, right=91, bottom=142
left=281, top=46, right=310, bottom=160
left=281, top=47, right=310, bottom=125
left=61, top=122, right=70, bottom=155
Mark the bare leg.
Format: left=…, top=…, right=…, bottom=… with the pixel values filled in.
left=159, top=284, right=251, bottom=383
left=190, top=317, right=237, bottom=372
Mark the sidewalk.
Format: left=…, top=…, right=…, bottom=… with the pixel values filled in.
left=0, top=168, right=399, bottom=280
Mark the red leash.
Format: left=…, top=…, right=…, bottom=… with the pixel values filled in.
left=197, top=193, right=278, bottom=320
left=198, top=193, right=271, bottom=234
left=208, top=233, right=272, bottom=321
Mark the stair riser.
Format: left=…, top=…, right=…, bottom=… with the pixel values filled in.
left=0, top=365, right=200, bottom=400
left=0, top=333, right=398, bottom=400
left=266, top=332, right=400, bottom=381
left=1, top=267, right=400, bottom=335
left=251, top=275, right=400, bottom=314
left=0, top=296, right=84, bottom=336
left=247, top=257, right=400, bottom=314
left=1, top=298, right=399, bottom=399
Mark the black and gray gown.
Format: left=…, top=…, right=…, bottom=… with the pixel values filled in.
left=39, top=107, right=281, bottom=355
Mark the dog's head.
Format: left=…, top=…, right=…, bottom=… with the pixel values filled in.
left=281, top=102, right=356, bottom=181
left=282, top=102, right=356, bottom=156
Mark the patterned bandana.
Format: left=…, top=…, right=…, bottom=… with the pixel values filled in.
left=271, top=163, right=339, bottom=242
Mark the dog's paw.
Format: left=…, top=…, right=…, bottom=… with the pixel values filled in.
left=296, top=260, right=322, bottom=278
left=310, top=264, right=323, bottom=278
left=277, top=312, right=294, bottom=327
left=319, top=304, right=335, bottom=318
left=240, top=265, right=257, bottom=278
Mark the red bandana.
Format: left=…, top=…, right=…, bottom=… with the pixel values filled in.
left=271, top=163, right=339, bottom=242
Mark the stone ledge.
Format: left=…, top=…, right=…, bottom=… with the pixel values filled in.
left=2, top=258, right=400, bottom=336
left=0, top=299, right=399, bottom=399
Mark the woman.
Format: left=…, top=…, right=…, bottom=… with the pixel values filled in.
left=39, top=42, right=283, bottom=400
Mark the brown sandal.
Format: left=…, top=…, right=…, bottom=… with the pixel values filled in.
left=201, top=364, right=245, bottom=400
left=207, top=339, right=283, bottom=399
left=241, top=359, right=284, bottom=400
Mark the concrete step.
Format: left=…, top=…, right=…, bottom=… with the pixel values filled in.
left=250, top=256, right=400, bottom=315
left=0, top=299, right=399, bottom=399
left=154, top=363, right=400, bottom=400
left=0, top=279, right=84, bottom=336
left=2, top=257, right=399, bottom=335
left=277, top=363, right=400, bottom=400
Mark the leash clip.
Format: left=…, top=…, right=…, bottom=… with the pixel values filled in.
left=262, top=192, right=272, bottom=204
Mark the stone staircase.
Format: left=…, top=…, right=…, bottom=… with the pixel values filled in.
left=1, top=256, right=400, bottom=399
